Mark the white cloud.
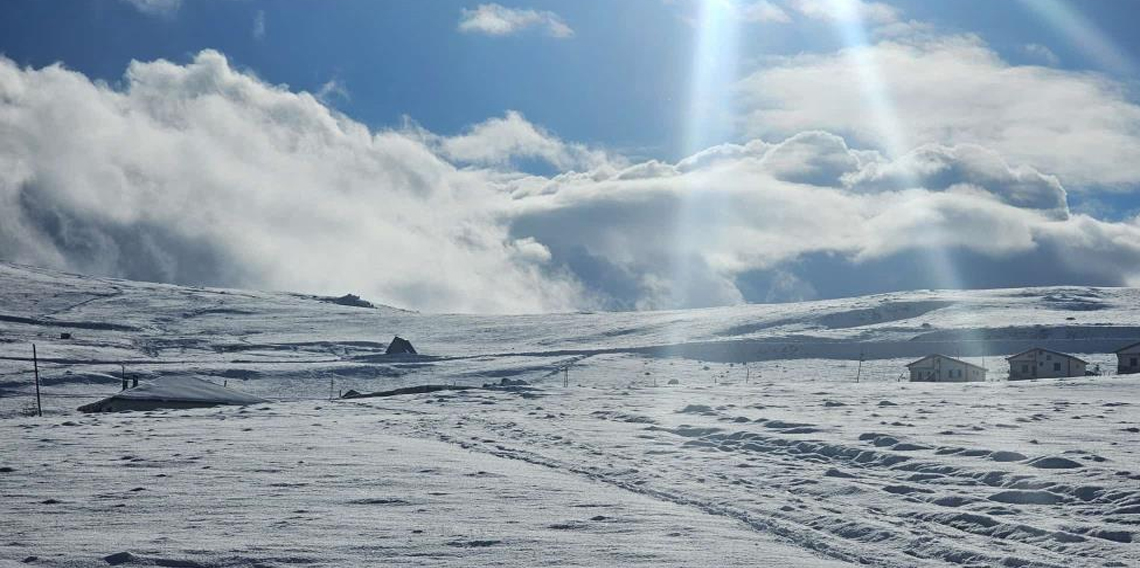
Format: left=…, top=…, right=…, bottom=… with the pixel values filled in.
left=1022, top=43, right=1060, bottom=66
left=0, top=51, right=584, bottom=314
left=120, top=0, right=181, bottom=17
left=845, top=143, right=1070, bottom=219
left=738, top=34, right=1140, bottom=188
left=788, top=0, right=899, bottom=25
left=253, top=10, right=266, bottom=40
left=433, top=110, right=610, bottom=171
left=741, top=1, right=792, bottom=23
left=315, top=78, right=349, bottom=104
left=458, top=4, right=574, bottom=38
left=506, top=130, right=1140, bottom=308
left=3, top=49, right=1140, bottom=313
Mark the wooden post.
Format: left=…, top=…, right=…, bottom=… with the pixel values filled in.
left=329, top=378, right=334, bottom=401
left=855, top=352, right=864, bottom=383
left=32, top=344, right=42, bottom=417
left=563, top=365, right=569, bottom=388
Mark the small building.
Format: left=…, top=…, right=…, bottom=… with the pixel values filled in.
left=1006, top=348, right=1087, bottom=380
left=386, top=335, right=417, bottom=355
left=906, top=354, right=987, bottom=382
left=78, top=375, right=267, bottom=413
left=1116, top=341, right=1140, bottom=375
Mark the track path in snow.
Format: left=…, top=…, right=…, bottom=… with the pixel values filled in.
left=0, top=400, right=856, bottom=568
left=368, top=379, right=1140, bottom=568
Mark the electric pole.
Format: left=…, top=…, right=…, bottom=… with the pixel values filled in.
left=32, top=344, right=42, bottom=417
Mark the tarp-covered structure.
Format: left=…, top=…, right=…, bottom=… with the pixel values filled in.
left=78, top=375, right=267, bottom=413
left=386, top=336, right=417, bottom=355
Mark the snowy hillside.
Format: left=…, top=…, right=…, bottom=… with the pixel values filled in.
left=2, top=262, right=1139, bottom=567
left=2, top=261, right=1139, bottom=400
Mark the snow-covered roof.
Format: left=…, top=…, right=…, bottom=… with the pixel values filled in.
left=83, top=375, right=267, bottom=409
left=115, top=376, right=266, bottom=404
left=905, top=354, right=987, bottom=372
left=1005, top=348, right=1089, bottom=364
left=1114, top=341, right=1140, bottom=354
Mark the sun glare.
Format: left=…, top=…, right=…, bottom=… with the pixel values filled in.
left=1019, top=0, right=1135, bottom=76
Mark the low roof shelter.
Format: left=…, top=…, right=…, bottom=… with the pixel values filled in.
left=78, top=375, right=267, bottom=413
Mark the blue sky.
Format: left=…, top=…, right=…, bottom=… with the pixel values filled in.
left=4, top=0, right=1136, bottom=161
left=2, top=0, right=1140, bottom=312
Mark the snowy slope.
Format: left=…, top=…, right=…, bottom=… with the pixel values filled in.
left=2, top=260, right=1139, bottom=400
left=2, top=262, right=1139, bottom=567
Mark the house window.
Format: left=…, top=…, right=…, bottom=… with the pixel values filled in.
left=1053, top=363, right=1061, bottom=372
left=1046, top=354, right=1052, bottom=361
left=1132, top=357, right=1138, bottom=367
left=1021, top=364, right=1029, bottom=373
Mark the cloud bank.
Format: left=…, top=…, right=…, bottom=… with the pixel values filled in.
left=0, top=51, right=582, bottom=313
left=738, top=34, right=1140, bottom=189
left=505, top=132, right=1140, bottom=309
left=2, top=44, right=1140, bottom=313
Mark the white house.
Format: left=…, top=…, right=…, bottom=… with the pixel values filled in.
left=1116, top=341, right=1140, bottom=375
left=1006, top=348, right=1087, bottom=380
left=906, top=354, right=987, bottom=382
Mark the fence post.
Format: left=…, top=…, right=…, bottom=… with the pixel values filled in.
left=33, top=344, right=42, bottom=417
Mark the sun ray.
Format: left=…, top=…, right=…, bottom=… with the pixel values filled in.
left=1017, top=0, right=1135, bottom=76
left=667, top=0, right=742, bottom=321
left=815, top=0, right=990, bottom=360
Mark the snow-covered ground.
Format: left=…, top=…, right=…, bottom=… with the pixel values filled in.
left=2, top=262, right=1139, bottom=567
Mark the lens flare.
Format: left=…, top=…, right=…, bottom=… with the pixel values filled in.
left=683, top=0, right=741, bottom=156
left=1018, top=0, right=1135, bottom=76
left=815, top=0, right=989, bottom=362
left=824, top=0, right=910, bottom=160
left=668, top=0, right=741, bottom=317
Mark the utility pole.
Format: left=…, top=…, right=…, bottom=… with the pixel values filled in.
left=32, top=344, right=42, bottom=417
left=855, top=352, right=865, bottom=383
